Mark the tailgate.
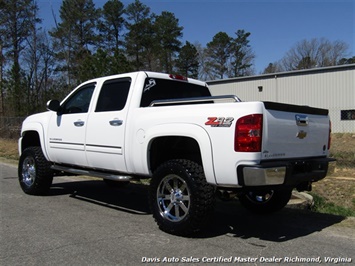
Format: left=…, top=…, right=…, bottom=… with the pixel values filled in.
left=262, top=102, right=330, bottom=160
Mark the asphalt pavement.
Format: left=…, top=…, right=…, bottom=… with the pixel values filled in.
left=1, top=162, right=354, bottom=265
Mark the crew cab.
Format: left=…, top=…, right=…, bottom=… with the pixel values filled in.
left=18, top=71, right=334, bottom=235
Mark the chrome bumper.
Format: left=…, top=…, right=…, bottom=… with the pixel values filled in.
left=243, top=167, right=286, bottom=186
left=237, top=157, right=335, bottom=188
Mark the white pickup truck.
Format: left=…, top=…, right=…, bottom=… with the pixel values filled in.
left=18, top=71, right=334, bottom=235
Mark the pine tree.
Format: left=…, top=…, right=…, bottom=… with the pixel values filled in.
left=50, top=0, right=100, bottom=85
left=0, top=0, right=40, bottom=115
left=230, top=30, right=255, bottom=77
left=176, top=41, right=199, bottom=78
left=125, top=0, right=153, bottom=70
left=98, top=0, right=130, bottom=74
left=154, top=11, right=183, bottom=73
left=99, top=0, right=125, bottom=53
left=206, top=32, right=231, bottom=79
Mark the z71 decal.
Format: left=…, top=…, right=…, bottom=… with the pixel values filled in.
left=205, top=117, right=234, bottom=127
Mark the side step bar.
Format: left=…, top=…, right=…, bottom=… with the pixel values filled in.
left=51, top=165, right=133, bottom=182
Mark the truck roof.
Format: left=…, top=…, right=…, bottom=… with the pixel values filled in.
left=80, top=71, right=207, bottom=88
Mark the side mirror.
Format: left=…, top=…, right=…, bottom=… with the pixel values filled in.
left=46, top=100, right=61, bottom=113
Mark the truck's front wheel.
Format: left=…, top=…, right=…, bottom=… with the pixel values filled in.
left=18, top=147, right=53, bottom=195
left=238, top=189, right=292, bottom=214
left=149, top=159, right=215, bottom=236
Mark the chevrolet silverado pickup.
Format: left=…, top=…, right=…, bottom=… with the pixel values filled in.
left=18, top=71, right=334, bottom=235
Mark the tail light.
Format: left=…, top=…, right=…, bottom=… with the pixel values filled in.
left=235, top=114, right=263, bottom=152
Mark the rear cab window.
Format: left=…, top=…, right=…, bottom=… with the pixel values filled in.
left=140, top=78, right=211, bottom=107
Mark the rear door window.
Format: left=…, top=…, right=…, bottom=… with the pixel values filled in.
left=95, top=78, right=131, bottom=112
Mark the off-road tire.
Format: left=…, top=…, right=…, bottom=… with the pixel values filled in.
left=18, top=146, right=53, bottom=195
left=149, top=159, right=215, bottom=236
left=238, top=189, right=292, bottom=214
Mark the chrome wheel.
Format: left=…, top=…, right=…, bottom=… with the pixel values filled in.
left=157, top=174, right=191, bottom=222
left=149, top=159, right=215, bottom=235
left=21, top=156, right=36, bottom=187
left=18, top=147, right=53, bottom=195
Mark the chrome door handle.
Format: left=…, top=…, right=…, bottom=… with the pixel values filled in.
left=74, top=121, right=85, bottom=127
left=109, top=119, right=123, bottom=126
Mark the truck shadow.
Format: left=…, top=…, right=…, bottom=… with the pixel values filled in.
left=49, top=178, right=151, bottom=215
left=200, top=200, right=346, bottom=241
left=49, top=178, right=346, bottom=242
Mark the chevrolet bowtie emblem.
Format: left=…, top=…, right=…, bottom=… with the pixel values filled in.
left=296, top=130, right=307, bottom=139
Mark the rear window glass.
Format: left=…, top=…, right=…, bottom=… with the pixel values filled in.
left=140, top=78, right=210, bottom=107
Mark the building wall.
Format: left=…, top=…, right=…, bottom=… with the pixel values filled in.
left=207, top=65, right=355, bottom=133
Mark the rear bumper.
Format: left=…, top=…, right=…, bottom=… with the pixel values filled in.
left=237, top=157, right=336, bottom=189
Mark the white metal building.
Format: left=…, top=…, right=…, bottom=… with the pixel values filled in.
left=207, top=64, right=355, bottom=133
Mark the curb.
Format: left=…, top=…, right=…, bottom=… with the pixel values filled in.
left=287, top=191, right=314, bottom=209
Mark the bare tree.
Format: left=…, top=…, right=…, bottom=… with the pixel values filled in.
left=195, top=42, right=214, bottom=81
left=23, top=29, right=55, bottom=113
left=279, top=38, right=349, bottom=71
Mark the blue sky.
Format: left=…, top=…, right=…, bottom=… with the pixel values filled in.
left=38, top=0, right=354, bottom=74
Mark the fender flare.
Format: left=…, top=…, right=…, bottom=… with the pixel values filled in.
left=20, top=122, right=49, bottom=161
left=135, top=123, right=216, bottom=185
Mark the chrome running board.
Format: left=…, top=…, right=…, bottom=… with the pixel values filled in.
left=51, top=165, right=133, bottom=181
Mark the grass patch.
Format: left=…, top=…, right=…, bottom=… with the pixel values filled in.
left=0, top=138, right=19, bottom=161
left=329, top=133, right=355, bottom=171
left=310, top=193, right=355, bottom=217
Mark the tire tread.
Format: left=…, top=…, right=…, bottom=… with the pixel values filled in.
left=18, top=146, right=53, bottom=195
left=149, top=159, right=215, bottom=236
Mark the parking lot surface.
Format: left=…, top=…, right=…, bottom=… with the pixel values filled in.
left=1, top=162, right=354, bottom=265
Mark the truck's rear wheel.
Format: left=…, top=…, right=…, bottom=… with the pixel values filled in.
left=149, top=159, right=215, bottom=236
left=18, top=147, right=53, bottom=195
left=238, top=189, right=292, bottom=214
